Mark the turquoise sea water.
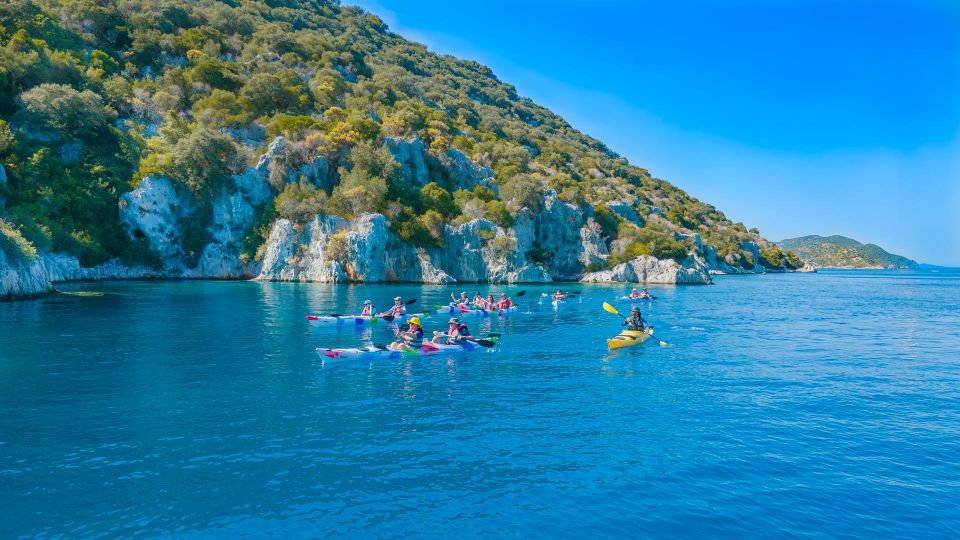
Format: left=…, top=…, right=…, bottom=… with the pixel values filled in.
left=2, top=270, right=959, bottom=538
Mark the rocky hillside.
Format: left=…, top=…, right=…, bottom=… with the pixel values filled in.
left=778, top=235, right=916, bottom=269
left=0, top=0, right=807, bottom=299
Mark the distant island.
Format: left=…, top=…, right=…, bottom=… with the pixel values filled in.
left=778, top=235, right=917, bottom=269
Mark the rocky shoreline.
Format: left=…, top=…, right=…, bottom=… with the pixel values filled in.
left=1, top=137, right=812, bottom=301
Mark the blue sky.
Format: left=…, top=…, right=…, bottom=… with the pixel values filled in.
left=348, top=0, right=960, bottom=265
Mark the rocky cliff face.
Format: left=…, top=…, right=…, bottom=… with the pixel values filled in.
left=2, top=136, right=789, bottom=298
left=0, top=249, right=165, bottom=300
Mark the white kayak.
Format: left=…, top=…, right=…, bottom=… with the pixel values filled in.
left=316, top=336, right=498, bottom=360
left=306, top=312, right=422, bottom=325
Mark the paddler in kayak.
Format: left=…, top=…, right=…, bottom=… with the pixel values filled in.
left=483, top=293, right=496, bottom=311
left=391, top=317, right=424, bottom=350
left=361, top=300, right=375, bottom=316
left=639, top=288, right=652, bottom=299
left=496, top=293, right=512, bottom=309
left=629, top=288, right=641, bottom=299
left=450, top=291, right=469, bottom=306
left=378, top=296, right=406, bottom=317
left=432, top=317, right=472, bottom=344
left=623, top=306, right=647, bottom=331
left=472, top=291, right=484, bottom=308
left=552, top=289, right=567, bottom=301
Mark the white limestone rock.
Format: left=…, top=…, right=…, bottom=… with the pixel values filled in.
left=606, top=201, right=642, bottom=225
left=580, top=254, right=712, bottom=285
left=439, top=147, right=496, bottom=192
left=118, top=176, right=193, bottom=269
left=579, top=221, right=609, bottom=268
left=384, top=137, right=429, bottom=187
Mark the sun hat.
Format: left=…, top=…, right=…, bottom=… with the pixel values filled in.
left=408, top=317, right=421, bottom=326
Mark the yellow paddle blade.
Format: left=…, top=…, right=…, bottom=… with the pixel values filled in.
left=602, top=302, right=620, bottom=315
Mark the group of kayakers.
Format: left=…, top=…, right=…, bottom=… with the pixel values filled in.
left=450, top=291, right=513, bottom=311
left=330, top=287, right=656, bottom=352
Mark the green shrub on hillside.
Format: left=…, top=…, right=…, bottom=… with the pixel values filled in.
left=275, top=180, right=326, bottom=225
left=419, top=182, right=456, bottom=217
left=0, top=218, right=38, bottom=261
left=607, top=223, right=691, bottom=267
left=593, top=202, right=619, bottom=241
left=169, top=127, right=238, bottom=196
left=17, top=84, right=114, bottom=139
left=759, top=246, right=784, bottom=268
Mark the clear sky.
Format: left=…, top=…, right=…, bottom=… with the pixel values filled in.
left=348, top=0, right=960, bottom=265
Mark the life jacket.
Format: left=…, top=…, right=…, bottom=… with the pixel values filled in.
left=449, top=323, right=469, bottom=337
left=362, top=305, right=373, bottom=316
left=499, top=299, right=512, bottom=308
left=405, top=327, right=423, bottom=348
left=392, top=304, right=406, bottom=315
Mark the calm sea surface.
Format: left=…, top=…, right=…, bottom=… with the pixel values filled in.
left=1, top=270, right=959, bottom=538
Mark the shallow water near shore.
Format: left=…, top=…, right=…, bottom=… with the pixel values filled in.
left=2, top=269, right=959, bottom=538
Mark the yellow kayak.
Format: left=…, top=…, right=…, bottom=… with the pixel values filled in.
left=607, top=328, right=654, bottom=350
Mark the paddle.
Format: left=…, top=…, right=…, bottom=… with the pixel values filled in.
left=601, top=302, right=668, bottom=347
left=374, top=298, right=418, bottom=318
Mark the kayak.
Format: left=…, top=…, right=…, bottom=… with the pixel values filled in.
left=317, top=336, right=497, bottom=360
left=607, top=328, right=654, bottom=350
left=618, top=296, right=656, bottom=302
left=445, top=304, right=517, bottom=317
left=306, top=312, right=422, bottom=325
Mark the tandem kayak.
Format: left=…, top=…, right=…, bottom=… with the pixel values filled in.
left=607, top=328, right=654, bottom=350
left=317, top=335, right=499, bottom=360
left=306, top=312, right=423, bottom=325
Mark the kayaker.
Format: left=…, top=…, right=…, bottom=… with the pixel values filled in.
left=392, top=317, right=424, bottom=350
left=483, top=293, right=496, bottom=311
left=378, top=297, right=406, bottom=317
left=629, top=288, right=640, bottom=299
left=450, top=291, right=469, bottom=305
left=472, top=291, right=484, bottom=308
left=432, top=317, right=472, bottom=344
left=639, top=288, right=652, bottom=299
left=623, top=306, right=646, bottom=331
left=552, top=289, right=566, bottom=301
left=497, top=293, right=512, bottom=309
left=361, top=300, right=374, bottom=316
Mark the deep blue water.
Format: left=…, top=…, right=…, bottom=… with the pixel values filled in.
left=2, top=270, right=959, bottom=538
